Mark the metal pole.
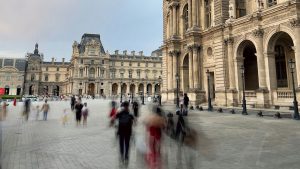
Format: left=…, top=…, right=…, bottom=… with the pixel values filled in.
left=242, top=71, right=248, bottom=115
left=291, top=69, right=299, bottom=120
left=176, top=74, right=179, bottom=108
left=142, top=82, right=145, bottom=105
left=120, top=82, right=123, bottom=103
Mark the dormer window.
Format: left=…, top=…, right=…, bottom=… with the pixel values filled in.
left=236, top=0, right=246, bottom=18
left=268, top=0, right=277, bottom=7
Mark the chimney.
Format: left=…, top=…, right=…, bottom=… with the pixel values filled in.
left=123, top=50, right=127, bottom=55
left=139, top=51, right=143, bottom=56
left=131, top=51, right=135, bottom=56
left=115, top=50, right=119, bottom=55
left=62, top=58, right=65, bottom=65
left=52, top=58, right=54, bottom=64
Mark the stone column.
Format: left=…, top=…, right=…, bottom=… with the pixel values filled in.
left=291, top=19, right=300, bottom=87
left=173, top=52, right=177, bottom=89
left=192, top=45, right=199, bottom=88
left=169, top=6, right=173, bottom=37
left=152, top=84, right=155, bottom=95
left=253, top=29, right=267, bottom=89
left=229, top=0, right=236, bottom=19
left=226, top=38, right=236, bottom=89
left=172, top=4, right=177, bottom=36
left=168, top=52, right=173, bottom=90
left=188, top=0, right=192, bottom=28
left=188, top=47, right=194, bottom=89
left=192, top=0, right=198, bottom=28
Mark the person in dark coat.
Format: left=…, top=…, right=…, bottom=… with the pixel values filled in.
left=183, top=93, right=189, bottom=113
left=70, top=95, right=76, bottom=111
left=74, top=98, right=83, bottom=126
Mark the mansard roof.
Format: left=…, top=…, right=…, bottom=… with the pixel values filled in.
left=78, top=33, right=105, bottom=54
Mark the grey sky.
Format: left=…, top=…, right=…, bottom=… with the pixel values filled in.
left=0, top=0, right=163, bottom=61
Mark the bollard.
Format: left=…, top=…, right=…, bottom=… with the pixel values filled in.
left=190, top=106, right=194, bottom=110
left=274, top=112, right=281, bottom=119
left=257, top=111, right=263, bottom=117
left=230, top=109, right=235, bottom=114
left=217, top=108, right=223, bottom=113
left=199, top=106, right=203, bottom=111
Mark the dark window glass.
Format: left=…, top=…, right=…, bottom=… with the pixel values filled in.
left=268, top=0, right=277, bottom=7
left=183, top=5, right=189, bottom=31
left=236, top=0, right=246, bottom=18
left=275, top=45, right=288, bottom=88
left=4, top=59, right=13, bottom=67
left=15, top=59, right=26, bottom=71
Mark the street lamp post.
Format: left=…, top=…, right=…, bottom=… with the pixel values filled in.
left=289, top=59, right=299, bottom=120
left=206, top=70, right=213, bottom=111
left=175, top=73, right=179, bottom=108
left=142, top=78, right=145, bottom=105
left=240, top=65, right=248, bottom=115
left=158, top=76, right=162, bottom=106
left=120, top=80, right=123, bottom=103
left=131, top=79, right=134, bottom=103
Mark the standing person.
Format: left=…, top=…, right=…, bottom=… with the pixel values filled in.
left=114, top=101, right=135, bottom=166
left=70, top=95, right=76, bottom=111
left=132, top=100, right=139, bottom=118
left=82, top=102, right=89, bottom=127
left=42, top=100, right=50, bottom=121
left=74, top=98, right=83, bottom=126
left=183, top=93, right=189, bottom=114
left=35, top=105, right=40, bottom=120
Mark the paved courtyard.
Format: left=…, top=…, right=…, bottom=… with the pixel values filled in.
left=1, top=99, right=300, bottom=169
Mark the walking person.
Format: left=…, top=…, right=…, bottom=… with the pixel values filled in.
left=35, top=105, right=40, bottom=120
left=70, top=95, right=76, bottom=111
left=74, top=98, right=83, bottom=126
left=1, top=101, right=9, bottom=120
left=183, top=93, right=189, bottom=114
left=132, top=100, right=139, bottom=118
left=175, top=104, right=187, bottom=143
left=24, top=99, right=31, bottom=121
left=145, top=106, right=166, bottom=169
left=42, top=100, right=50, bottom=121
left=82, top=102, right=89, bottom=127
left=113, top=101, right=135, bottom=166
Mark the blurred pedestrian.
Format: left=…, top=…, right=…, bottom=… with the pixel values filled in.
left=74, top=98, right=83, bottom=126
left=35, top=105, right=40, bottom=120
left=24, top=99, right=31, bottom=121
left=109, top=101, right=117, bottom=126
left=176, top=104, right=187, bottom=143
left=132, top=100, right=139, bottom=118
left=13, top=97, right=17, bottom=106
left=62, top=108, right=69, bottom=126
left=2, top=101, right=9, bottom=120
left=183, top=93, right=189, bottom=114
left=71, top=95, right=76, bottom=111
left=114, top=101, right=135, bottom=166
left=145, top=106, right=166, bottom=169
left=42, top=100, right=50, bottom=121
left=82, top=102, right=89, bottom=127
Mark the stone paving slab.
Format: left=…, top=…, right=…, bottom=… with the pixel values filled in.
left=1, top=99, right=300, bottom=169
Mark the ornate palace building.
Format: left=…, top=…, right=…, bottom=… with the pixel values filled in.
left=162, top=0, right=300, bottom=108
left=24, top=34, right=162, bottom=97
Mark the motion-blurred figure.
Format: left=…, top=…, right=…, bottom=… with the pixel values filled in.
left=70, top=95, right=76, bottom=111
left=42, top=100, right=50, bottom=121
left=62, top=109, right=69, bottom=126
left=82, top=102, right=89, bottom=127
left=145, top=106, right=166, bottom=169
left=176, top=104, right=187, bottom=143
left=183, top=93, right=189, bottom=115
left=24, top=99, right=31, bottom=121
left=35, top=105, right=40, bottom=120
left=1, top=101, right=9, bottom=120
left=132, top=100, right=139, bottom=118
left=74, top=98, right=83, bottom=126
left=114, top=101, right=135, bottom=166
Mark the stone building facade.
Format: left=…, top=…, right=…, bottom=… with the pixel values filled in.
left=0, top=57, right=26, bottom=95
left=162, top=0, right=300, bottom=108
left=24, top=34, right=162, bottom=97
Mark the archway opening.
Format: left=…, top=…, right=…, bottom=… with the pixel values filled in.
left=130, top=84, right=135, bottom=96
left=88, top=83, right=95, bottom=96
left=5, top=85, right=9, bottom=95
left=17, top=86, right=22, bottom=95
left=268, top=32, right=295, bottom=89
left=241, top=41, right=259, bottom=90
left=112, top=83, right=118, bottom=95
left=182, top=54, right=189, bottom=92
left=155, top=84, right=161, bottom=94
left=29, top=85, right=34, bottom=95
left=121, top=83, right=127, bottom=96
left=53, top=86, right=60, bottom=96
left=147, top=84, right=152, bottom=95
left=138, top=83, right=144, bottom=96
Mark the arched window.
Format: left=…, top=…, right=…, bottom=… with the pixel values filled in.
left=236, top=0, right=246, bottom=18
left=183, top=5, right=189, bottom=31
left=79, top=69, right=83, bottom=77
left=205, top=0, right=212, bottom=28
left=89, top=68, right=95, bottom=78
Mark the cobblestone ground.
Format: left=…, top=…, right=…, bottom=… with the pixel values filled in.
left=1, top=99, right=300, bottom=169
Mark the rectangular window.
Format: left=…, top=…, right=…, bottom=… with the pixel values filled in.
left=57, top=67, right=59, bottom=71
left=120, top=73, right=124, bottom=78
left=138, top=62, right=140, bottom=67
left=46, top=67, right=48, bottom=71
left=80, top=59, right=83, bottom=64
left=45, top=75, right=48, bottom=82
left=100, top=70, right=104, bottom=78
left=268, top=0, right=277, bottom=7
left=137, top=71, right=140, bottom=78
left=102, top=60, right=105, bottom=64
left=91, top=60, right=94, bottom=64
left=205, top=0, right=211, bottom=28
left=121, top=62, right=124, bottom=66
left=80, top=69, right=83, bottom=77
left=55, top=75, right=60, bottom=82
left=129, top=62, right=132, bottom=66
left=129, top=71, right=132, bottom=78
left=236, top=0, right=246, bottom=18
